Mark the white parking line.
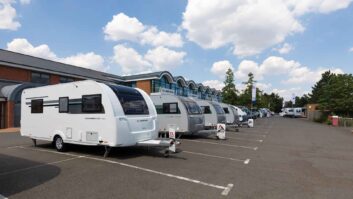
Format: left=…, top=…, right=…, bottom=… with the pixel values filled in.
left=226, top=136, right=263, bottom=143
left=183, top=150, right=250, bottom=164
left=9, top=146, right=234, bottom=196
left=0, top=156, right=85, bottom=177
left=184, top=139, right=258, bottom=150
left=230, top=132, right=267, bottom=137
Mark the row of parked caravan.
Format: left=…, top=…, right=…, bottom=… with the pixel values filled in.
left=20, top=80, right=263, bottom=157
left=150, top=92, right=255, bottom=136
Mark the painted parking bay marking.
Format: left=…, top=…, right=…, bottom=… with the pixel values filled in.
left=9, top=146, right=234, bottom=196
left=184, top=139, right=258, bottom=150
left=225, top=136, right=263, bottom=143
left=0, top=156, right=85, bottom=177
left=230, top=132, right=267, bottom=138
left=183, top=150, right=250, bottom=164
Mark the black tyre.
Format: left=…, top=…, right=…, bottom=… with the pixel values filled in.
left=54, top=136, right=67, bottom=152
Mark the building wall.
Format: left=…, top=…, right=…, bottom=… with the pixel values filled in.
left=0, top=65, right=30, bottom=82
left=136, top=80, right=151, bottom=95
left=50, top=74, right=61, bottom=84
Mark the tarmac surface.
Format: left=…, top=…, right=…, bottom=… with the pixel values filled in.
left=1, top=116, right=353, bottom=199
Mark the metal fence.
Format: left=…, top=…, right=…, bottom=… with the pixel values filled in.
left=338, top=117, right=353, bottom=127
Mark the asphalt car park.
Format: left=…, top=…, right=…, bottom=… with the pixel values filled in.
left=1, top=117, right=353, bottom=199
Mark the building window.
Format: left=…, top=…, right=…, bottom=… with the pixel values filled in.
left=152, top=76, right=172, bottom=93
left=31, top=99, right=43, bottom=113
left=201, top=106, right=212, bottom=114
left=59, top=97, right=69, bottom=113
left=31, top=72, right=50, bottom=84
left=59, top=76, right=74, bottom=83
left=82, top=94, right=104, bottom=113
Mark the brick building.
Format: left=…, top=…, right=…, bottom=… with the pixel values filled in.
left=0, top=49, right=222, bottom=129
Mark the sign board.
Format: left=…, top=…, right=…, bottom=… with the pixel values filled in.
left=168, top=127, right=176, bottom=139
left=188, top=93, right=198, bottom=98
left=248, top=119, right=254, bottom=128
left=168, top=127, right=176, bottom=152
left=251, top=86, right=256, bottom=102
left=216, top=123, right=226, bottom=140
left=291, top=93, right=296, bottom=104
left=159, top=88, right=175, bottom=95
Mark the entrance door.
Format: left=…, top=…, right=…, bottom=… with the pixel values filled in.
left=0, top=102, right=5, bottom=129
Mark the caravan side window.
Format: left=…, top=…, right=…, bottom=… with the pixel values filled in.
left=223, top=107, right=230, bottom=114
left=31, top=99, right=43, bottom=113
left=201, top=106, right=212, bottom=114
left=59, top=97, right=69, bottom=113
left=162, top=103, right=180, bottom=114
left=82, top=94, right=103, bottom=113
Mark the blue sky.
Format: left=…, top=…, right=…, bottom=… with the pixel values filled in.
left=1, top=0, right=353, bottom=99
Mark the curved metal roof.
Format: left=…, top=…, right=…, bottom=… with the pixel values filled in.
left=174, top=76, right=187, bottom=87
left=187, top=80, right=197, bottom=89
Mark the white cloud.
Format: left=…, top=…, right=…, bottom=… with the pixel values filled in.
left=271, top=87, right=308, bottom=101
left=234, top=56, right=344, bottom=85
left=103, top=13, right=145, bottom=42
left=235, top=60, right=263, bottom=81
left=202, top=80, right=224, bottom=90
left=286, top=0, right=353, bottom=15
left=144, top=46, right=186, bottom=71
left=104, top=13, right=183, bottom=48
left=0, top=0, right=20, bottom=30
left=256, top=82, right=272, bottom=92
left=7, top=38, right=57, bottom=59
left=349, top=47, right=353, bottom=52
left=275, top=43, right=293, bottom=54
left=210, top=60, right=234, bottom=79
left=112, top=44, right=152, bottom=74
left=113, top=44, right=186, bottom=74
left=61, top=52, right=106, bottom=71
left=140, top=27, right=183, bottom=47
left=285, top=67, right=344, bottom=84
left=19, top=0, right=30, bottom=5
left=182, top=0, right=352, bottom=57
left=6, top=38, right=107, bottom=71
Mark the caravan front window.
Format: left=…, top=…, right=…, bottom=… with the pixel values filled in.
left=223, top=107, right=230, bottom=114
left=182, top=101, right=202, bottom=115
left=109, top=85, right=149, bottom=115
left=201, top=106, right=212, bottom=114
left=212, top=103, right=225, bottom=114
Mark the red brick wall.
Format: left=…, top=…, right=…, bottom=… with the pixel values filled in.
left=50, top=74, right=60, bottom=84
left=0, top=65, right=30, bottom=82
left=136, top=80, right=151, bottom=95
left=5, top=101, right=14, bottom=128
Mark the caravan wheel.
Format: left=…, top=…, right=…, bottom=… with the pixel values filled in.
left=54, top=136, right=67, bottom=152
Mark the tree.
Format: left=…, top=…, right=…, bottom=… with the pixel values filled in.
left=318, top=74, right=353, bottom=116
left=238, top=73, right=257, bottom=106
left=294, top=94, right=309, bottom=107
left=221, top=68, right=238, bottom=105
left=309, top=71, right=334, bottom=103
left=259, top=92, right=284, bottom=113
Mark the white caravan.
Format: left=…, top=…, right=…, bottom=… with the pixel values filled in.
left=293, top=107, right=303, bottom=118
left=219, top=103, right=239, bottom=127
left=150, top=92, right=205, bottom=135
left=193, top=99, right=226, bottom=129
left=21, top=80, right=176, bottom=157
left=283, top=108, right=294, bottom=117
